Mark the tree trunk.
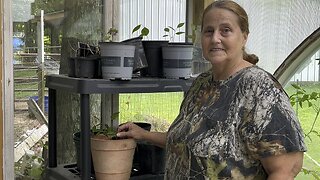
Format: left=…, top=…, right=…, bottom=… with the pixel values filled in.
left=56, top=0, right=103, bottom=164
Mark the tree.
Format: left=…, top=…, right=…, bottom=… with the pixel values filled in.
left=56, top=0, right=103, bottom=164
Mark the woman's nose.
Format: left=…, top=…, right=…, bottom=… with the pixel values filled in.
left=211, top=32, right=222, bottom=43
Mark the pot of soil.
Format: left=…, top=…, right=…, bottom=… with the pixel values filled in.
left=99, top=42, right=135, bottom=80
left=91, top=134, right=136, bottom=180
left=141, top=40, right=169, bottom=77
left=74, top=56, right=100, bottom=78
left=162, top=43, right=193, bottom=79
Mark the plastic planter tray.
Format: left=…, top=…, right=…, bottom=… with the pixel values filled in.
left=45, top=164, right=164, bottom=180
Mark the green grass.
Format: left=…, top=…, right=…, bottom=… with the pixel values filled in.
left=14, top=69, right=37, bottom=78
left=119, top=92, right=184, bottom=124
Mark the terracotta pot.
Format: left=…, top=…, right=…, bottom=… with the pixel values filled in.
left=91, top=137, right=136, bottom=180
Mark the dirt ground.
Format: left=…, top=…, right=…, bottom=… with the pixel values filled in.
left=14, top=102, right=42, bottom=142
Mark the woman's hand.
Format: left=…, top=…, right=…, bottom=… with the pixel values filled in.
left=117, top=122, right=148, bottom=140
left=117, top=122, right=168, bottom=148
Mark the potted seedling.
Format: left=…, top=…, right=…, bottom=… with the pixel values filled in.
left=132, top=24, right=169, bottom=77
left=162, top=22, right=194, bottom=79
left=99, top=28, right=136, bottom=80
left=90, top=122, right=136, bottom=180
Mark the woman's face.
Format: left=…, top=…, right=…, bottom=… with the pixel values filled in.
left=201, top=8, right=247, bottom=66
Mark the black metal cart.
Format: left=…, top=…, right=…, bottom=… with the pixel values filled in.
left=45, top=74, right=193, bottom=180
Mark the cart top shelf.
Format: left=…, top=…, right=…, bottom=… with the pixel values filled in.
left=45, top=74, right=194, bottom=94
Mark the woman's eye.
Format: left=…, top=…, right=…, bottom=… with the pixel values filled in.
left=203, top=29, right=214, bottom=35
left=222, top=28, right=231, bottom=34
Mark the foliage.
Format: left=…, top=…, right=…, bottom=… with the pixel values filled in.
left=31, top=0, right=64, bottom=15
left=103, top=27, right=118, bottom=42
left=163, top=22, right=185, bottom=41
left=289, top=83, right=320, bottom=178
left=132, top=24, right=150, bottom=39
left=14, top=142, right=47, bottom=180
left=301, top=167, right=320, bottom=180
left=91, top=125, right=117, bottom=139
left=91, top=112, right=120, bottom=139
left=289, top=83, right=320, bottom=140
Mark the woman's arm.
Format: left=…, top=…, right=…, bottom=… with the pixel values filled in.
left=117, top=122, right=167, bottom=148
left=260, top=151, right=304, bottom=180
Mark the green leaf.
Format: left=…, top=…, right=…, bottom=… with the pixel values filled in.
left=163, top=35, right=169, bottom=37
left=132, top=24, right=141, bottom=34
left=299, top=101, right=303, bottom=108
left=176, top=32, right=185, bottom=35
left=308, top=101, right=313, bottom=107
left=141, top=27, right=150, bottom=36
left=310, top=92, right=319, bottom=100
left=302, top=94, right=309, bottom=102
left=164, top=27, right=170, bottom=32
left=177, top=22, right=185, bottom=28
left=291, top=84, right=302, bottom=90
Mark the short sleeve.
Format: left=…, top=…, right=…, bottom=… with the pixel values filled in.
left=240, top=72, right=306, bottom=160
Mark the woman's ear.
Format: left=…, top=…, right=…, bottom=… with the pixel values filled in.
left=242, top=33, right=248, bottom=46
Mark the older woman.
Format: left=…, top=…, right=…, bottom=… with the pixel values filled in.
left=118, top=1, right=306, bottom=179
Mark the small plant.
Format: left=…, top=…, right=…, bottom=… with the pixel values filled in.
left=14, top=142, right=47, bottom=180
left=103, top=27, right=118, bottom=42
left=132, top=24, right=150, bottom=39
left=163, top=22, right=185, bottom=41
left=91, top=112, right=120, bottom=140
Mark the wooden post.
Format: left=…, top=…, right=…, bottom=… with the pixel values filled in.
left=37, top=10, right=45, bottom=113
left=2, top=0, right=15, bottom=178
left=0, top=0, right=4, bottom=178
left=101, top=0, right=120, bottom=128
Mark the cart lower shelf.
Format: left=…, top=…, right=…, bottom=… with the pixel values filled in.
left=45, top=164, right=164, bottom=180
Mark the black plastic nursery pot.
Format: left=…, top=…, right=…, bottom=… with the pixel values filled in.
left=132, top=141, right=165, bottom=175
left=131, top=122, right=165, bottom=175
left=68, top=57, right=76, bottom=77
left=142, top=40, right=169, bottom=77
left=73, top=56, right=100, bottom=78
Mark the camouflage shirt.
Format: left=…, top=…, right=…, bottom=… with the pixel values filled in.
left=165, top=66, right=306, bottom=180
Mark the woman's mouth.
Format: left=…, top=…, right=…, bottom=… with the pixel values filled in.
left=210, top=48, right=224, bottom=52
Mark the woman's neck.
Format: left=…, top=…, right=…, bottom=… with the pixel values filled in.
left=211, top=59, right=252, bottom=80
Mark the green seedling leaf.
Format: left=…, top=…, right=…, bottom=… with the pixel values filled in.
left=141, top=27, right=150, bottom=36
left=176, top=32, right=185, bottom=35
left=164, top=27, right=170, bottom=32
left=132, top=24, right=141, bottom=34
left=177, top=22, right=185, bottom=28
left=163, top=35, right=169, bottom=37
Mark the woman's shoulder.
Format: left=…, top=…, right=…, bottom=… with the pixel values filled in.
left=241, top=66, right=285, bottom=94
left=242, top=66, right=279, bottom=85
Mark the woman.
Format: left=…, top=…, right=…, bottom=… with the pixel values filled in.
left=117, top=1, right=306, bottom=179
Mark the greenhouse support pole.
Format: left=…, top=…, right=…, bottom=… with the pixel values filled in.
left=37, top=10, right=45, bottom=112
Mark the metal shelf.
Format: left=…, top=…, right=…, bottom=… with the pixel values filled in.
left=46, top=74, right=194, bottom=94
left=45, top=74, right=193, bottom=180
